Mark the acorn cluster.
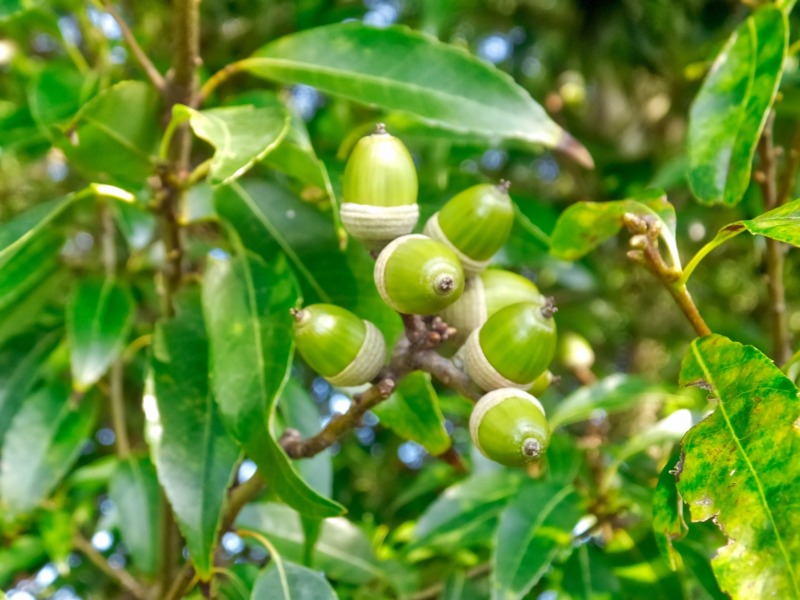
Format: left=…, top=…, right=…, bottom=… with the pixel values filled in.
left=292, top=125, right=557, bottom=468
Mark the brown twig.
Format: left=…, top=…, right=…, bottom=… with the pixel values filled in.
left=756, top=113, right=791, bottom=364
left=73, top=534, right=148, bottom=600
left=624, top=214, right=711, bottom=338
left=101, top=0, right=167, bottom=93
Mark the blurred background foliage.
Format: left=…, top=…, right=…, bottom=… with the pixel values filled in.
left=0, top=0, right=798, bottom=599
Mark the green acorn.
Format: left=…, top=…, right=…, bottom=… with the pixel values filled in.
left=341, top=124, right=419, bottom=246
left=440, top=269, right=544, bottom=346
left=291, top=304, right=386, bottom=387
left=424, top=182, right=514, bottom=275
left=374, top=234, right=465, bottom=315
left=469, top=388, right=550, bottom=467
left=463, top=300, right=557, bottom=391
left=529, top=370, right=555, bottom=396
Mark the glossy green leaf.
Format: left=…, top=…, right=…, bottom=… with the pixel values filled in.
left=251, top=560, right=338, bottom=600
left=56, top=81, right=159, bottom=186
left=687, top=7, right=787, bottom=205
left=678, top=334, right=800, bottom=598
left=280, top=379, right=332, bottom=498
left=66, top=278, right=134, bottom=391
left=246, top=23, right=592, bottom=165
left=413, top=471, right=522, bottom=548
left=149, top=287, right=240, bottom=579
left=214, top=180, right=401, bottom=344
left=0, top=384, right=97, bottom=519
left=0, top=332, right=60, bottom=454
left=549, top=375, right=658, bottom=430
left=0, top=231, right=62, bottom=317
left=492, top=480, right=582, bottom=600
left=549, top=190, right=680, bottom=266
left=672, top=540, right=727, bottom=600
left=237, top=502, right=382, bottom=585
left=374, top=372, right=450, bottom=456
left=681, top=197, right=800, bottom=284
left=545, top=433, right=583, bottom=485
left=202, top=251, right=343, bottom=518
left=28, top=62, right=94, bottom=133
left=109, top=456, right=163, bottom=577
left=561, top=544, right=621, bottom=600
left=652, top=450, right=687, bottom=570
left=171, top=103, right=290, bottom=185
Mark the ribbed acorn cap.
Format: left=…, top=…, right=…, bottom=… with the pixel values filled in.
left=435, top=182, right=514, bottom=261
left=374, top=234, right=465, bottom=315
left=342, top=124, right=418, bottom=208
left=469, top=388, right=550, bottom=467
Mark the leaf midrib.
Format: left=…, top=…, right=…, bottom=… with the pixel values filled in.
left=690, top=342, right=800, bottom=596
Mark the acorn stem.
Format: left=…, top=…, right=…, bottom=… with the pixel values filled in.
left=522, top=438, right=542, bottom=458
left=540, top=296, right=558, bottom=319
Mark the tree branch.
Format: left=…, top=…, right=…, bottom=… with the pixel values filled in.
left=73, top=534, right=148, bottom=600
left=624, top=213, right=711, bottom=338
left=757, top=114, right=791, bottom=364
left=101, top=0, right=167, bottom=93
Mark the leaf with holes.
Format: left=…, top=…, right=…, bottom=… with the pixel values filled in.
left=677, top=334, right=800, bottom=598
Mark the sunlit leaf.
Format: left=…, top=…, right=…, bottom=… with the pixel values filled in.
left=149, top=287, right=241, bottom=579
left=251, top=559, right=338, bottom=600
left=109, top=456, right=162, bottom=577
left=549, top=190, right=679, bottom=266
left=203, top=251, right=343, bottom=518
left=374, top=372, right=450, bottom=456
left=238, top=502, right=382, bottom=585
left=246, top=23, right=592, bottom=166
left=171, top=103, right=290, bottom=185
left=492, top=480, right=582, bottom=600
left=0, top=384, right=97, bottom=519
left=677, top=334, right=800, bottom=598
left=687, top=7, right=787, bottom=205
left=66, top=278, right=134, bottom=391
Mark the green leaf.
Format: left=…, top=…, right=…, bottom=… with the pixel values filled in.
left=549, top=375, right=658, bottom=430
left=237, top=502, right=382, bottom=585
left=680, top=197, right=800, bottom=284
left=549, top=190, right=679, bottom=266
left=0, top=331, right=60, bottom=454
left=413, top=471, right=522, bottom=548
left=280, top=379, right=332, bottom=498
left=246, top=23, right=592, bottom=166
left=0, top=0, right=26, bottom=20
left=374, top=372, right=450, bottom=456
left=149, top=287, right=241, bottom=579
left=0, top=536, right=46, bottom=588
left=492, top=480, right=582, bottom=600
left=66, top=278, right=134, bottom=391
left=0, top=384, right=97, bottom=519
left=28, top=62, right=95, bottom=133
left=652, top=450, right=687, bottom=570
left=214, top=181, right=401, bottom=344
left=687, top=7, right=787, bottom=205
left=202, top=251, right=343, bottom=519
left=57, top=81, right=159, bottom=186
left=677, top=334, right=800, bottom=598
left=561, top=544, right=621, bottom=600
left=672, top=540, right=727, bottom=600
left=170, top=103, right=290, bottom=185
left=251, top=560, right=338, bottom=600
left=109, top=456, right=163, bottom=577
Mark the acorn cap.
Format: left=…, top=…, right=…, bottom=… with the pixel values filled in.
left=292, top=304, right=386, bottom=386
left=464, top=301, right=557, bottom=391
left=374, top=234, right=465, bottom=315
left=438, top=275, right=487, bottom=347
left=342, top=124, right=418, bottom=208
left=340, top=202, right=419, bottom=244
left=469, top=388, right=550, bottom=467
left=423, top=182, right=513, bottom=273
